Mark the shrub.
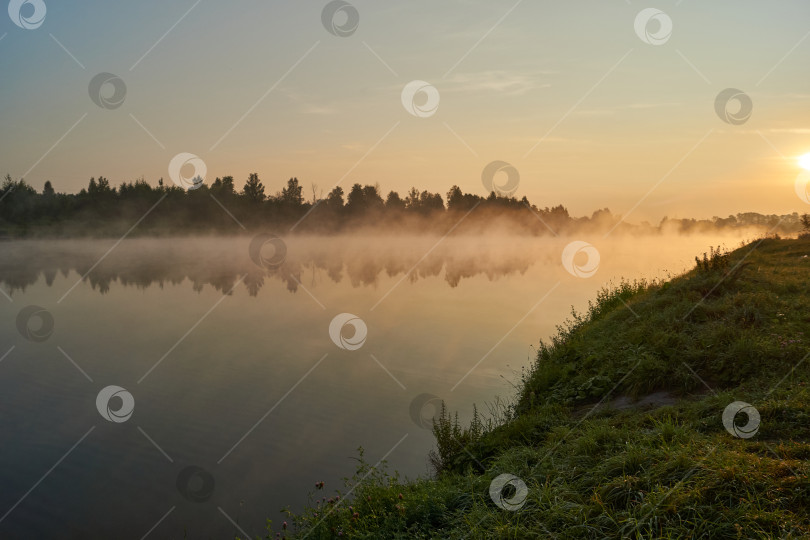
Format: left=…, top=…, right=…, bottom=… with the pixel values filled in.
left=429, top=403, right=486, bottom=475
left=694, top=245, right=729, bottom=272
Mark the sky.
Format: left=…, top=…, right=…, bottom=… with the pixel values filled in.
left=1, top=0, right=809, bottom=222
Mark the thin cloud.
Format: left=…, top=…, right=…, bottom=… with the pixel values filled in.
left=443, top=71, right=553, bottom=96
left=575, top=102, right=682, bottom=116
left=301, top=105, right=341, bottom=115
left=763, top=128, right=810, bottom=134
left=720, top=128, right=810, bottom=135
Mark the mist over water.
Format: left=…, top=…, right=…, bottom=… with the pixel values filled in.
left=0, top=231, right=763, bottom=537
left=0, top=231, right=766, bottom=296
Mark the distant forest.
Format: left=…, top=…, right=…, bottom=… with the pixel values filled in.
left=0, top=173, right=805, bottom=237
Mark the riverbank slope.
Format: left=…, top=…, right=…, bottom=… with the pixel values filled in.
left=279, top=237, right=810, bottom=539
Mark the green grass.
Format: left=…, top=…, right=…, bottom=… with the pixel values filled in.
left=259, top=237, right=810, bottom=539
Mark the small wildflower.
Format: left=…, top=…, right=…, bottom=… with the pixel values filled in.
left=282, top=521, right=287, bottom=530
left=398, top=493, right=403, bottom=499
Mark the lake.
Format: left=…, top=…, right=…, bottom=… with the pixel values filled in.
left=0, top=233, right=756, bottom=538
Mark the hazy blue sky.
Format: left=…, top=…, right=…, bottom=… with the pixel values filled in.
left=1, top=0, right=809, bottom=221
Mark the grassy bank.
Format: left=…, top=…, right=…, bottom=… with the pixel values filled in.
left=265, top=237, right=810, bottom=539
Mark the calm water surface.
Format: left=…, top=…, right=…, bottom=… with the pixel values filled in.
left=0, top=234, right=754, bottom=538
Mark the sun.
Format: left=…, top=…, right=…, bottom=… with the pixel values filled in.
left=800, top=153, right=810, bottom=171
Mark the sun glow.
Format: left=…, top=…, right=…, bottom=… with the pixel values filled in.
left=800, top=153, right=810, bottom=171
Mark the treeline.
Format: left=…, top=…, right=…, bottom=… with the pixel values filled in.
left=0, top=173, right=804, bottom=237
